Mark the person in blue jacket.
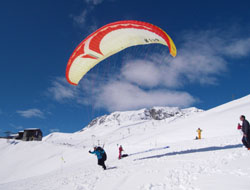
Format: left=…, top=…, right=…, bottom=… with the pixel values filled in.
left=89, top=146, right=107, bottom=170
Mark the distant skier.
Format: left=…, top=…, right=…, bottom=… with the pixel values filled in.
left=118, top=145, right=128, bottom=159
left=239, top=115, right=250, bottom=149
left=118, top=145, right=123, bottom=159
left=89, top=146, right=107, bottom=170
left=196, top=128, right=202, bottom=139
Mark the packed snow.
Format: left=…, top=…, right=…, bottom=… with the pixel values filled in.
left=1, top=95, right=250, bottom=190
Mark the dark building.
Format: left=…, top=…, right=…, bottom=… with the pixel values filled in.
left=16, top=131, right=24, bottom=140
left=22, top=129, right=43, bottom=141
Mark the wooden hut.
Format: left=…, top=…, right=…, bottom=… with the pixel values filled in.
left=22, top=128, right=43, bottom=141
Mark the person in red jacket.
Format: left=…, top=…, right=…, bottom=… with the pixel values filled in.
left=118, top=145, right=123, bottom=159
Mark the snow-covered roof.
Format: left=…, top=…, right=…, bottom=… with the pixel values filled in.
left=23, top=128, right=41, bottom=131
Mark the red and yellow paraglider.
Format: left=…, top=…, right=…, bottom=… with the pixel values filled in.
left=66, top=20, right=177, bottom=85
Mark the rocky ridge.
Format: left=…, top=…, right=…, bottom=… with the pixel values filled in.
left=82, top=107, right=203, bottom=130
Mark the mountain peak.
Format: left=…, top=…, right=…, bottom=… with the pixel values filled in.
left=81, top=106, right=203, bottom=131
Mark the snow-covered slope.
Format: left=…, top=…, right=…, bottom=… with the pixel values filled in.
left=1, top=95, right=250, bottom=190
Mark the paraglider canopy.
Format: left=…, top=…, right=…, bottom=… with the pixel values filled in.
left=66, top=20, right=177, bottom=85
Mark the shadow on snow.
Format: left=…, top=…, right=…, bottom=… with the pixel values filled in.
left=129, top=146, right=170, bottom=157
left=106, top=166, right=118, bottom=170
left=135, top=144, right=243, bottom=161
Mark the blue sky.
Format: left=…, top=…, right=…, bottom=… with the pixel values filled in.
left=0, top=0, right=250, bottom=136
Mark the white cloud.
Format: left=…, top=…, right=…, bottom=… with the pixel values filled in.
left=169, top=49, right=227, bottom=86
left=223, top=38, right=250, bottom=57
left=48, top=76, right=196, bottom=112
left=119, top=29, right=250, bottom=89
left=47, top=75, right=100, bottom=105
left=84, top=0, right=104, bottom=5
left=49, top=128, right=60, bottom=133
left=71, top=10, right=88, bottom=26
left=48, top=77, right=78, bottom=102
left=121, top=60, right=162, bottom=87
left=15, top=125, right=24, bottom=130
left=95, top=81, right=196, bottom=112
left=17, top=109, right=44, bottom=119
left=119, top=51, right=226, bottom=89
left=71, top=0, right=105, bottom=27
